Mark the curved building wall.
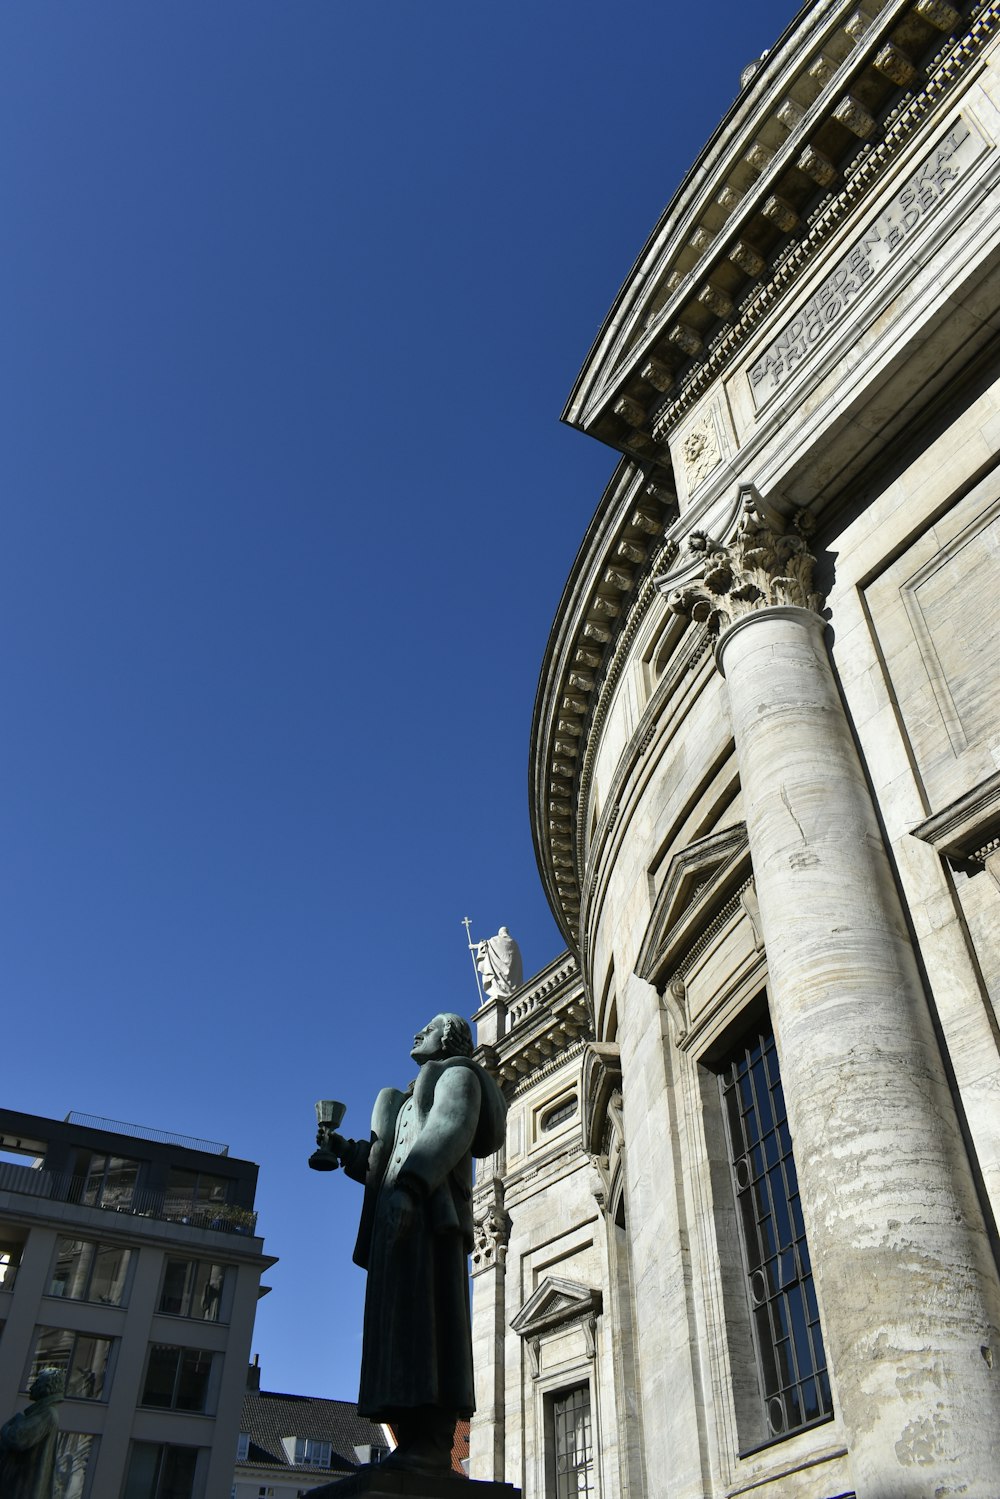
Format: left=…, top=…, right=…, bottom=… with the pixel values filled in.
left=505, top=2, right=1000, bottom=1496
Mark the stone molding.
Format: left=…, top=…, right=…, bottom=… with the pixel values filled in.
left=649, top=12, right=999, bottom=436
left=565, top=0, right=995, bottom=450
left=511, top=1276, right=603, bottom=1377
left=580, top=1043, right=623, bottom=1156
left=530, top=463, right=677, bottom=944
left=636, top=822, right=751, bottom=988
left=503, top=1037, right=588, bottom=1098
left=665, top=487, right=823, bottom=638
left=909, top=769, right=1000, bottom=886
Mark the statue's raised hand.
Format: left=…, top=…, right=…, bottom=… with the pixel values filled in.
left=309, top=1129, right=346, bottom=1172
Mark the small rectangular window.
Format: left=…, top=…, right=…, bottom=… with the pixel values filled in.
left=29, top=1328, right=113, bottom=1401
left=77, top=1154, right=139, bottom=1210
left=49, top=1239, right=131, bottom=1306
left=54, top=1431, right=97, bottom=1499
left=164, top=1169, right=229, bottom=1221
left=719, top=1019, right=832, bottom=1442
left=0, top=1240, right=23, bottom=1292
left=142, top=1345, right=212, bottom=1412
left=123, top=1442, right=199, bottom=1499
left=293, top=1436, right=332, bottom=1467
left=159, top=1258, right=226, bottom=1321
left=236, top=1432, right=250, bottom=1461
left=550, top=1385, right=595, bottom=1498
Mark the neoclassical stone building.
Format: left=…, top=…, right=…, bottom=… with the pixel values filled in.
left=471, top=1, right=1000, bottom=1495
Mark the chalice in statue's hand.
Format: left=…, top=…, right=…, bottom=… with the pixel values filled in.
left=309, top=1099, right=347, bottom=1171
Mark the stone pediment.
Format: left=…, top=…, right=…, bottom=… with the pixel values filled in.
left=510, top=1276, right=603, bottom=1339
left=637, top=821, right=751, bottom=984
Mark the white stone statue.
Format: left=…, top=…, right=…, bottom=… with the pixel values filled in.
left=476, top=927, right=523, bottom=1000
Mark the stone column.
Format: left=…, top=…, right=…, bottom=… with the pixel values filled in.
left=469, top=1175, right=510, bottom=1482
left=669, top=492, right=1000, bottom=1496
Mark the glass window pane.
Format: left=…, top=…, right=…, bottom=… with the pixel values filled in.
left=143, top=1346, right=179, bottom=1408
left=80, top=1156, right=107, bottom=1208
left=164, top=1171, right=197, bottom=1219
left=552, top=1386, right=594, bottom=1498
left=175, top=1350, right=211, bottom=1412
left=159, top=1260, right=225, bottom=1321
left=101, top=1157, right=138, bottom=1209
left=159, top=1261, right=190, bottom=1317
left=719, top=1017, right=832, bottom=1441
left=49, top=1241, right=93, bottom=1300
left=68, top=1336, right=110, bottom=1400
left=55, top=1432, right=96, bottom=1499
left=0, top=1241, right=23, bottom=1292
left=31, top=1328, right=73, bottom=1384
left=192, top=1174, right=228, bottom=1207
left=89, top=1244, right=130, bottom=1306
left=123, top=1442, right=160, bottom=1499
left=195, top=1264, right=224, bottom=1321
left=159, top=1445, right=198, bottom=1499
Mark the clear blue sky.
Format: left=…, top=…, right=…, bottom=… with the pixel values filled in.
left=0, top=2, right=798, bottom=1400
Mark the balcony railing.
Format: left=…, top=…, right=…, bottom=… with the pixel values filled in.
left=0, top=1160, right=256, bottom=1236
left=63, top=1112, right=230, bottom=1156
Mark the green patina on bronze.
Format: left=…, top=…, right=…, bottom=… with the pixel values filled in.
left=311, top=1012, right=506, bottom=1477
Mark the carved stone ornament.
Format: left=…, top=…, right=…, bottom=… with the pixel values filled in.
left=681, top=417, right=722, bottom=490
left=667, top=489, right=823, bottom=636
left=471, top=1178, right=511, bottom=1275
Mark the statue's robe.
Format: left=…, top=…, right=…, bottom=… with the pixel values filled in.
left=0, top=1399, right=59, bottom=1499
left=478, top=932, right=523, bottom=998
left=344, top=1056, right=507, bottom=1419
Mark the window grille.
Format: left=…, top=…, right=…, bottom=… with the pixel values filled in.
left=540, top=1096, right=578, bottom=1132
left=551, top=1384, right=595, bottom=1497
left=719, top=1020, right=832, bottom=1441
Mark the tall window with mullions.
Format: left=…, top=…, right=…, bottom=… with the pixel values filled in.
left=719, top=1017, right=832, bottom=1443
left=550, top=1384, right=595, bottom=1497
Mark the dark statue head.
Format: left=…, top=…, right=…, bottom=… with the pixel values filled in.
left=438, top=1012, right=474, bottom=1058
left=411, top=1012, right=474, bottom=1063
left=28, top=1368, right=65, bottom=1402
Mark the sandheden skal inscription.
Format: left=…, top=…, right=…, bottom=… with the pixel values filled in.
left=748, top=118, right=986, bottom=404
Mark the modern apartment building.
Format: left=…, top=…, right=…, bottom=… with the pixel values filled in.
left=0, top=1105, right=275, bottom=1499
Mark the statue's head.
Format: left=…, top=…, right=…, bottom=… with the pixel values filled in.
left=29, top=1368, right=65, bottom=1402
left=411, top=1012, right=474, bottom=1062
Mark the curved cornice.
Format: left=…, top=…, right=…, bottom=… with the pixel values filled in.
left=533, top=0, right=992, bottom=943
left=562, top=0, right=985, bottom=458
left=529, top=459, right=676, bottom=945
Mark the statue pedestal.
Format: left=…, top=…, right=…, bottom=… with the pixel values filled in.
left=306, top=1468, right=520, bottom=1498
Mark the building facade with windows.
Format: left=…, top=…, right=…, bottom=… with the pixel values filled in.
left=472, top=1, right=1000, bottom=1495
left=0, top=1106, right=275, bottom=1499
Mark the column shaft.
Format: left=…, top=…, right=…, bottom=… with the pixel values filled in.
left=718, top=604, right=1000, bottom=1496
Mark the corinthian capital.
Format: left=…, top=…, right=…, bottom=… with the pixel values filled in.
left=667, top=488, right=822, bottom=634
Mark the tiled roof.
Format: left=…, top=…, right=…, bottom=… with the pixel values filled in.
left=239, top=1387, right=387, bottom=1476
left=451, top=1418, right=471, bottom=1474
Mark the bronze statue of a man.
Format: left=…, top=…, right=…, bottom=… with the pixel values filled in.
left=0, top=1368, right=64, bottom=1499
left=311, top=1012, right=506, bottom=1473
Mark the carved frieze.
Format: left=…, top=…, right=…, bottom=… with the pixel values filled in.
left=749, top=117, right=985, bottom=404
left=666, top=489, right=822, bottom=635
